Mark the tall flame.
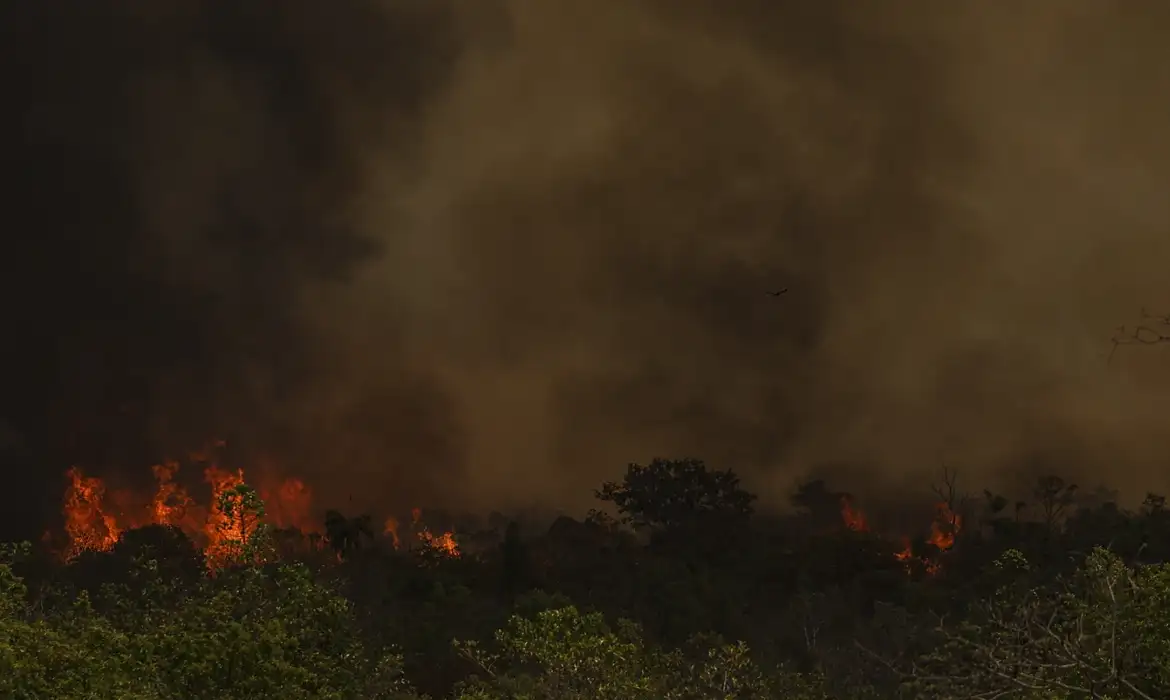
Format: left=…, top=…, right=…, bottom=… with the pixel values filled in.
left=58, top=449, right=460, bottom=565
left=383, top=516, right=401, bottom=549
left=63, top=467, right=121, bottom=559
left=152, top=461, right=197, bottom=528
left=202, top=466, right=251, bottom=567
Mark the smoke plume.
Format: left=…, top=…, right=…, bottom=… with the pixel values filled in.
left=4, top=0, right=1170, bottom=535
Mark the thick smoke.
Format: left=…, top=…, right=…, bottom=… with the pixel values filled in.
left=4, top=1, right=1170, bottom=534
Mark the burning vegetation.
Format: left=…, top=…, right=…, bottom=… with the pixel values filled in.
left=15, top=453, right=1170, bottom=700
left=57, top=443, right=968, bottom=579
left=56, top=442, right=460, bottom=566
left=837, top=493, right=963, bottom=576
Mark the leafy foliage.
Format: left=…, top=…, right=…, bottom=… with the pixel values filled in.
left=595, top=458, right=756, bottom=532
left=906, top=548, right=1170, bottom=699
left=0, top=538, right=412, bottom=699
left=0, top=543, right=159, bottom=699
left=454, top=605, right=828, bottom=700
left=4, top=463, right=1170, bottom=699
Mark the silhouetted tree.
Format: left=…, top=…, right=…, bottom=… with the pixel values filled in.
left=324, top=510, right=374, bottom=558
left=595, top=458, right=756, bottom=533
left=1032, top=474, right=1079, bottom=534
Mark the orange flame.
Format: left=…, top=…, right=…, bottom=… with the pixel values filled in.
left=891, top=503, right=962, bottom=575
left=411, top=508, right=460, bottom=557
left=927, top=502, right=961, bottom=551
left=383, top=516, right=401, bottom=549
left=58, top=446, right=460, bottom=565
left=421, top=530, right=460, bottom=557
left=152, top=461, right=197, bottom=529
left=202, top=466, right=252, bottom=567
left=840, top=495, right=869, bottom=532
left=63, top=467, right=121, bottom=559
left=835, top=495, right=948, bottom=575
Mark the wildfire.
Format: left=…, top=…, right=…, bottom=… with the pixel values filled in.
left=203, top=466, right=252, bottom=567
left=840, top=495, right=868, bottom=532
left=63, top=467, right=121, bottom=559
left=151, top=461, right=196, bottom=528
left=381, top=510, right=461, bottom=557
left=837, top=496, right=961, bottom=575
left=58, top=444, right=460, bottom=565
left=895, top=538, right=913, bottom=563
left=900, top=503, right=962, bottom=574
left=383, top=516, right=401, bottom=549
left=927, top=502, right=961, bottom=550
left=411, top=507, right=461, bottom=557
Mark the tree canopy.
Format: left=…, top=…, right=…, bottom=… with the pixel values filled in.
left=5, top=461, right=1170, bottom=699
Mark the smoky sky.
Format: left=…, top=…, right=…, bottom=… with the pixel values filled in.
left=4, top=0, right=1170, bottom=535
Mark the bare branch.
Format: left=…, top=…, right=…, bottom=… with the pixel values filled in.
left=1109, top=308, right=1170, bottom=363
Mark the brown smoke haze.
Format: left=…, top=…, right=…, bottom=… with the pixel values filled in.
left=4, top=0, right=1170, bottom=526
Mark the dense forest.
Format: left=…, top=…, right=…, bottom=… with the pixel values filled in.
left=5, top=2, right=1168, bottom=698
left=3, top=456, right=1168, bottom=699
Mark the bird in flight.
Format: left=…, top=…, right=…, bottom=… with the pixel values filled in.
left=766, top=288, right=788, bottom=297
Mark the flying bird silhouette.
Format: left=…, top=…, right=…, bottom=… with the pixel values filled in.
left=766, top=289, right=788, bottom=297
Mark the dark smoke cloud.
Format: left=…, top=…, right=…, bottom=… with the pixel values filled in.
left=4, top=1, right=1170, bottom=535
left=0, top=0, right=464, bottom=533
